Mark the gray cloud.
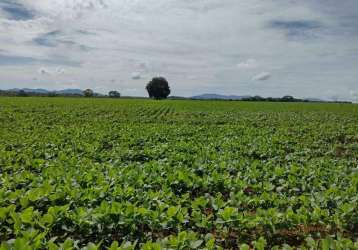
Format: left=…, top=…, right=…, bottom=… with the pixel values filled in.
left=252, top=72, right=271, bottom=81
left=268, top=20, right=322, bottom=39
left=350, top=90, right=358, bottom=102
left=38, top=67, right=50, bottom=75
left=0, top=53, right=81, bottom=67
left=76, top=29, right=97, bottom=36
left=269, top=20, right=321, bottom=30
left=237, top=59, right=258, bottom=70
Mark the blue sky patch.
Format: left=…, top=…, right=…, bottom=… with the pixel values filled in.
left=33, top=30, right=94, bottom=51
left=0, top=2, right=34, bottom=21
left=0, top=54, right=36, bottom=65
left=0, top=54, right=82, bottom=67
left=268, top=20, right=322, bottom=38
left=33, top=31, right=62, bottom=47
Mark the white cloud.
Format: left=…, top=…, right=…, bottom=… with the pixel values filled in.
left=37, top=67, right=66, bottom=76
left=56, top=68, right=65, bottom=74
left=350, top=90, right=358, bottom=102
left=237, top=59, right=258, bottom=70
left=350, top=90, right=358, bottom=97
left=131, top=72, right=142, bottom=80
left=252, top=72, right=271, bottom=81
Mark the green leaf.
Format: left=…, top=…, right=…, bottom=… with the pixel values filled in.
left=220, top=207, right=237, bottom=221
left=253, top=237, right=267, bottom=250
left=14, top=238, right=31, bottom=250
left=82, top=243, right=99, bottom=250
left=240, top=244, right=250, bottom=250
left=205, top=239, right=216, bottom=250
left=167, top=206, right=178, bottom=218
left=42, top=213, right=54, bottom=225
left=20, top=207, right=34, bottom=224
left=0, top=207, right=8, bottom=221
left=190, top=240, right=203, bottom=249
left=62, top=239, right=74, bottom=250
left=108, top=241, right=119, bottom=250
left=140, top=242, right=161, bottom=250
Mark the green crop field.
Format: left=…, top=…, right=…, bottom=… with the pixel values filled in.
left=0, top=97, right=357, bottom=249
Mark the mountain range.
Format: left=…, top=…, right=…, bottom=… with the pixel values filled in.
left=191, top=93, right=326, bottom=102
left=191, top=94, right=251, bottom=100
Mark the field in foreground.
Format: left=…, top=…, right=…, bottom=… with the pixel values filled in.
left=0, top=97, right=357, bottom=249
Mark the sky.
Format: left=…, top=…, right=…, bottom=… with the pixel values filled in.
left=0, top=0, right=358, bottom=101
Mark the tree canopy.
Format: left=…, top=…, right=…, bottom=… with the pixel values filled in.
left=83, top=89, right=94, bottom=97
left=109, top=91, right=121, bottom=98
left=146, top=77, right=171, bottom=99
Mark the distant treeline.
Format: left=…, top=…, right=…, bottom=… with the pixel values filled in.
left=0, top=89, right=111, bottom=97
left=187, top=95, right=352, bottom=103
left=242, top=95, right=315, bottom=102
left=0, top=90, right=82, bottom=97
left=242, top=95, right=352, bottom=103
left=0, top=90, right=352, bottom=103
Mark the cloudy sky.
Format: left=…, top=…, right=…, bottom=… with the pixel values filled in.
left=0, top=0, right=358, bottom=100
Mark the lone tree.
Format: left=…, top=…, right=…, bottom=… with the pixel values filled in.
left=146, top=77, right=171, bottom=99
left=108, top=90, right=121, bottom=98
left=83, top=89, right=94, bottom=97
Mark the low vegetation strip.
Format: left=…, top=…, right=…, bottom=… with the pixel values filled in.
left=0, top=97, right=357, bottom=249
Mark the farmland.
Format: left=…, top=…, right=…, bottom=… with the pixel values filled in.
left=0, top=97, right=357, bottom=249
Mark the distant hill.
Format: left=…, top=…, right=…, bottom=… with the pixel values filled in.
left=190, top=94, right=335, bottom=103
left=6, top=88, right=84, bottom=95
left=55, top=89, right=84, bottom=95
left=304, top=97, right=325, bottom=102
left=191, top=94, right=251, bottom=100
left=8, top=88, right=50, bottom=94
